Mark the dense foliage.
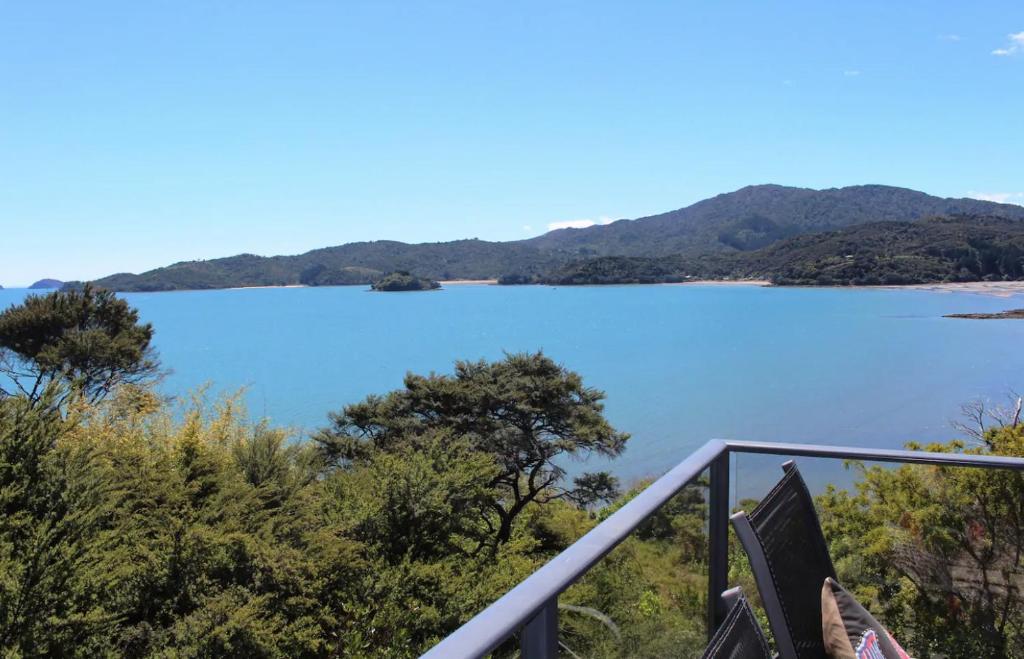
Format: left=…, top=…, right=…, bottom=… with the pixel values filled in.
left=526, top=256, right=717, bottom=286
left=369, top=272, right=441, bottom=292
left=819, top=420, right=1024, bottom=657
left=70, top=185, right=1024, bottom=292
left=535, top=257, right=694, bottom=286
left=299, top=264, right=383, bottom=287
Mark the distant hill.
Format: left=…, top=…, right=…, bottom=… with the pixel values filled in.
left=535, top=216, right=1024, bottom=286
left=75, top=185, right=1024, bottom=291
left=76, top=240, right=566, bottom=292
left=29, top=279, right=63, bottom=290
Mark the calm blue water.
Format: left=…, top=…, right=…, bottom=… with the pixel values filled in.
left=2, top=284, right=1022, bottom=494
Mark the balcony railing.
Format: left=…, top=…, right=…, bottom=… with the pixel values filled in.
left=422, top=439, right=1024, bottom=659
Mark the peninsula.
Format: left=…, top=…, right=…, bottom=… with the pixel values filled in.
left=945, top=309, right=1024, bottom=320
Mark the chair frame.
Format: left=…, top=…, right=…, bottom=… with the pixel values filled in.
left=730, top=461, right=836, bottom=659
left=701, top=587, right=771, bottom=659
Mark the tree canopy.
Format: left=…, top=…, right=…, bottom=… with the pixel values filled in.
left=0, top=286, right=160, bottom=403
left=316, top=352, right=629, bottom=548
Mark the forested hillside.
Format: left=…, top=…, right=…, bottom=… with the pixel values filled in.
left=534, top=216, right=1024, bottom=286
left=746, top=215, right=1024, bottom=285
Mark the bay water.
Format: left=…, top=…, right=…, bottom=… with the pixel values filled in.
left=2, top=283, right=1021, bottom=496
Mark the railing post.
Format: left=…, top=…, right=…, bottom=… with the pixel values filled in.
left=520, top=597, right=558, bottom=659
left=707, top=450, right=730, bottom=639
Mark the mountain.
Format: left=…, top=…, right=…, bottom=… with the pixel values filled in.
left=520, top=184, right=1024, bottom=257
left=29, top=279, right=64, bottom=290
left=537, top=216, right=1024, bottom=286
left=76, top=185, right=1024, bottom=292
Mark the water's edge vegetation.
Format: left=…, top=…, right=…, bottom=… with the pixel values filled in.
left=1, top=288, right=1022, bottom=657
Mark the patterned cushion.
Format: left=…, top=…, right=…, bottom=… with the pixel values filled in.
left=821, top=577, right=911, bottom=659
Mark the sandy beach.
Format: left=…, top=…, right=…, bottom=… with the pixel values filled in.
left=439, top=279, right=498, bottom=285
left=669, top=280, right=1024, bottom=296
left=227, top=284, right=309, bottom=290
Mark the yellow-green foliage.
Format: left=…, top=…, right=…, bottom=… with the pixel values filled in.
left=15, top=380, right=1021, bottom=658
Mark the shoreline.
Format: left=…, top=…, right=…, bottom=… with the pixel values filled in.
left=661, top=279, right=771, bottom=287
left=945, top=308, right=1024, bottom=320
left=229, top=279, right=500, bottom=290
left=873, top=281, right=1024, bottom=298
left=49, top=279, right=1024, bottom=296
left=227, top=284, right=308, bottom=290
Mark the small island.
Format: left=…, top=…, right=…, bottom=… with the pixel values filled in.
left=29, top=278, right=64, bottom=290
left=370, top=271, right=441, bottom=292
left=945, top=309, right=1024, bottom=320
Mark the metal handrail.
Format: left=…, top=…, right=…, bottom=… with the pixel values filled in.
left=422, top=439, right=1024, bottom=659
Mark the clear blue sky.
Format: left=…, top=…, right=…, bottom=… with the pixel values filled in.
left=1, top=1, right=1021, bottom=285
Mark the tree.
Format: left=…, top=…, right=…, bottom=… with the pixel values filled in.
left=315, top=352, right=629, bottom=548
left=0, top=285, right=159, bottom=404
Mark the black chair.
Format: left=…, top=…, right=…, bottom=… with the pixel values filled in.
left=730, top=461, right=836, bottom=659
left=701, top=587, right=771, bottom=659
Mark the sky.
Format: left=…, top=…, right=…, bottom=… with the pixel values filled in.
left=0, top=1, right=1022, bottom=285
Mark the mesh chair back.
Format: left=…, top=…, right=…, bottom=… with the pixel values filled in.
left=731, top=461, right=836, bottom=659
left=701, top=589, right=771, bottom=659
